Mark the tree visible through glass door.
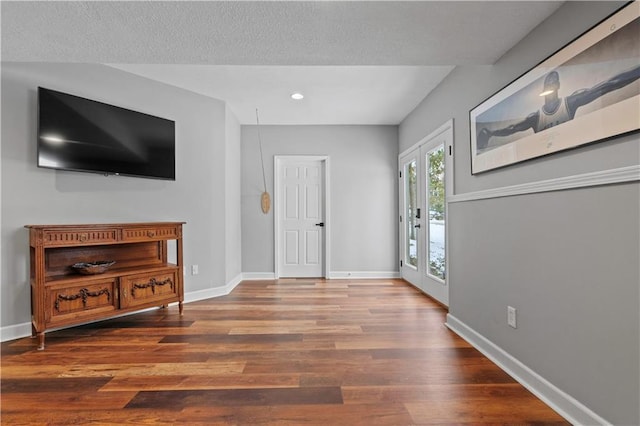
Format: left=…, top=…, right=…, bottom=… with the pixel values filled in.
left=405, top=160, right=418, bottom=268
left=426, top=146, right=445, bottom=280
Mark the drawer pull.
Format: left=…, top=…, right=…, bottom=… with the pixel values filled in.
left=146, top=230, right=156, bottom=238
left=54, top=287, right=111, bottom=311
left=131, top=277, right=173, bottom=296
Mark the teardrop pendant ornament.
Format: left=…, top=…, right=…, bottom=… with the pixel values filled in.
left=261, top=191, right=271, bottom=214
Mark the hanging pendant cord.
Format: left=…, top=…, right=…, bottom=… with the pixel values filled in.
left=256, top=108, right=268, bottom=193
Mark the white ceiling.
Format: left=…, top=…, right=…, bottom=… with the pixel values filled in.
left=2, top=1, right=564, bottom=124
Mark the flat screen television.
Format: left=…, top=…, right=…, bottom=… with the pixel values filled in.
left=37, top=87, right=176, bottom=180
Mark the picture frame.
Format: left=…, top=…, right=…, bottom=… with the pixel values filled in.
left=469, top=2, right=640, bottom=174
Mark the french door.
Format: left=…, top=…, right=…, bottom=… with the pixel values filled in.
left=399, top=121, right=452, bottom=306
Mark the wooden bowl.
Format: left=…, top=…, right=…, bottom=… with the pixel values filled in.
left=71, top=261, right=116, bottom=275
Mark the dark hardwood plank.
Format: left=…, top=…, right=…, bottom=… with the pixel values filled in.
left=125, top=387, right=343, bottom=409
left=160, top=333, right=304, bottom=344
left=76, top=320, right=195, bottom=329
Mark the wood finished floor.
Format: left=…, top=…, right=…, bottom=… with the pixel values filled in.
left=1, top=279, right=568, bottom=425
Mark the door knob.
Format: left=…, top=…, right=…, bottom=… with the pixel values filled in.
left=315, top=222, right=325, bottom=227
left=414, top=224, right=421, bottom=228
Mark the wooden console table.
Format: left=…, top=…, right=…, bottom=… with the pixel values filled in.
left=25, top=222, right=185, bottom=350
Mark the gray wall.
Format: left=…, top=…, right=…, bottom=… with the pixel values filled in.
left=1, top=63, right=242, bottom=328
left=241, top=125, right=398, bottom=275
left=400, top=2, right=639, bottom=424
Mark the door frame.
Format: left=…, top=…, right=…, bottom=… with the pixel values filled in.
left=398, top=119, right=454, bottom=306
left=274, top=155, right=331, bottom=279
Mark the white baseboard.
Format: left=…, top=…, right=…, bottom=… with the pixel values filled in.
left=183, top=273, right=242, bottom=303
left=0, top=322, right=33, bottom=343
left=182, top=286, right=227, bottom=303
left=243, top=271, right=401, bottom=280
left=328, top=271, right=401, bottom=279
left=0, top=274, right=245, bottom=343
left=445, top=314, right=611, bottom=426
left=227, top=273, right=243, bottom=291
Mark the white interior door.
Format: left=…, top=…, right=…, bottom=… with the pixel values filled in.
left=276, top=157, right=327, bottom=278
left=399, top=121, right=453, bottom=306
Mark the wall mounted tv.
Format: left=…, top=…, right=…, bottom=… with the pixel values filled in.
left=37, top=87, right=176, bottom=180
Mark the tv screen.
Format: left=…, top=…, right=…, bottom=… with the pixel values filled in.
left=37, top=87, right=175, bottom=180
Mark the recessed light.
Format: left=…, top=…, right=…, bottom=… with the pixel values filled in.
left=291, top=93, right=304, bottom=100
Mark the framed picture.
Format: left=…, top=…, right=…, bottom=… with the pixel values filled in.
left=470, top=2, right=640, bottom=174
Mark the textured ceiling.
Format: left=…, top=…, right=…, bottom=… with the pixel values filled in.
left=106, top=64, right=455, bottom=124
left=1, top=1, right=564, bottom=124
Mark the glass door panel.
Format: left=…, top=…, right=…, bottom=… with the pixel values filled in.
left=426, top=146, right=445, bottom=281
left=405, top=160, right=418, bottom=268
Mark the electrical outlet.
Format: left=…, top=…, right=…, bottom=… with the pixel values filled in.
left=191, top=264, right=199, bottom=275
left=507, top=306, right=517, bottom=329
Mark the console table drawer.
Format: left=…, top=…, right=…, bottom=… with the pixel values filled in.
left=47, top=279, right=117, bottom=324
left=121, top=226, right=180, bottom=242
left=120, top=270, right=178, bottom=308
left=42, top=229, right=119, bottom=246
